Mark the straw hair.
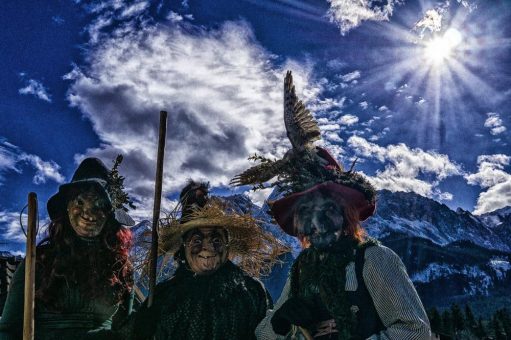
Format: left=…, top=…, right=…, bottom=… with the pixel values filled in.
left=159, top=201, right=290, bottom=277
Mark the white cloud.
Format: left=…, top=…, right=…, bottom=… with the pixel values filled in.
left=437, top=191, right=453, bottom=201
left=0, top=143, right=20, bottom=180
left=491, top=127, right=507, bottom=135
left=0, top=210, right=51, bottom=246
left=167, top=11, right=183, bottom=22
left=119, top=1, right=149, bottom=19
left=65, top=20, right=315, bottom=215
left=0, top=211, right=27, bottom=243
left=326, top=0, right=402, bottom=35
left=79, top=0, right=150, bottom=45
left=465, top=154, right=511, bottom=214
left=471, top=181, right=511, bottom=215
left=18, top=154, right=65, bottom=184
left=326, top=59, right=347, bottom=70
left=413, top=9, right=443, bottom=38
left=324, top=132, right=343, bottom=143
left=339, top=70, right=361, bottom=82
left=0, top=139, right=64, bottom=185
left=359, top=101, right=369, bottom=110
left=348, top=136, right=462, bottom=200
left=412, top=1, right=476, bottom=40
left=18, top=79, right=52, bottom=102
left=309, top=97, right=345, bottom=112
left=484, top=112, right=507, bottom=135
left=319, top=123, right=341, bottom=131
left=361, top=118, right=374, bottom=127
left=339, top=114, right=359, bottom=126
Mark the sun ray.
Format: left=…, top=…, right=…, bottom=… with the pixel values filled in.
left=448, top=58, right=502, bottom=106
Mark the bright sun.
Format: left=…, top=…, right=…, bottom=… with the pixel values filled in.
left=425, top=28, right=463, bottom=64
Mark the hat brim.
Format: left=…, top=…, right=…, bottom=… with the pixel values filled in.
left=269, top=181, right=376, bottom=236
left=47, top=179, right=135, bottom=227
left=159, top=204, right=289, bottom=277
left=160, top=214, right=254, bottom=255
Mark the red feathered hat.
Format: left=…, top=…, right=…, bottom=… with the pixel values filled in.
left=269, top=147, right=376, bottom=236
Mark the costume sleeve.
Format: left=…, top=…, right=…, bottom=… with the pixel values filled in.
left=253, top=278, right=274, bottom=322
left=0, top=260, right=25, bottom=340
left=112, top=292, right=157, bottom=340
left=255, top=277, right=291, bottom=340
left=363, top=246, right=431, bottom=340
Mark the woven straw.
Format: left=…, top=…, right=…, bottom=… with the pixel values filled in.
left=159, top=201, right=290, bottom=277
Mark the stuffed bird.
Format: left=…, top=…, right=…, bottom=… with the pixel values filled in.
left=231, top=71, right=324, bottom=188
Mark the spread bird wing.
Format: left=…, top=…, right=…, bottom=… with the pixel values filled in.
left=284, top=71, right=321, bottom=150
left=230, top=159, right=287, bottom=187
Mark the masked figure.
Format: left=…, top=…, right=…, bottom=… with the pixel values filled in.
left=0, top=157, right=135, bottom=340
left=130, top=180, right=287, bottom=340
left=233, top=71, right=431, bottom=339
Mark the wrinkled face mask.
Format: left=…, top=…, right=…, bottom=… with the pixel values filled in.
left=295, top=192, right=345, bottom=249
left=184, top=227, right=228, bottom=275
left=67, top=188, right=110, bottom=238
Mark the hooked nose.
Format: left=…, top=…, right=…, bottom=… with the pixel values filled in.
left=311, top=211, right=327, bottom=233
left=82, top=204, right=101, bottom=217
left=81, top=207, right=96, bottom=220
left=201, top=239, right=216, bottom=251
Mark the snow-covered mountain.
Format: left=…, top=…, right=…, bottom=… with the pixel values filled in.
left=382, top=236, right=511, bottom=313
left=363, top=190, right=511, bottom=252
left=479, top=206, right=511, bottom=251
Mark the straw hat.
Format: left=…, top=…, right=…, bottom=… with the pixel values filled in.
left=159, top=200, right=289, bottom=277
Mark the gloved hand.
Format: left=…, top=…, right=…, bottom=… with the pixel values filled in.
left=271, top=297, right=315, bottom=335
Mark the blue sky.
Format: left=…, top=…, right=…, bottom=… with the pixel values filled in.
left=1, top=0, right=510, bottom=254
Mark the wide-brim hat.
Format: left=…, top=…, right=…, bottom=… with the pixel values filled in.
left=159, top=202, right=289, bottom=277
left=269, top=181, right=376, bottom=236
left=268, top=147, right=376, bottom=236
left=47, top=157, right=135, bottom=226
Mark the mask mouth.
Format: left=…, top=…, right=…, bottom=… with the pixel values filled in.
left=306, top=219, right=338, bottom=236
left=194, top=253, right=223, bottom=273
left=79, top=211, right=104, bottom=224
left=309, top=231, right=337, bottom=248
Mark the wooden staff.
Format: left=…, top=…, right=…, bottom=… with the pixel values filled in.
left=23, top=192, right=37, bottom=340
left=148, top=111, right=168, bottom=307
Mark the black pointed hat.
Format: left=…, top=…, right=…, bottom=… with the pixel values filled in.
left=47, top=157, right=135, bottom=226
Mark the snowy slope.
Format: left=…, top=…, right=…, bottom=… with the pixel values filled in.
left=363, top=190, right=511, bottom=252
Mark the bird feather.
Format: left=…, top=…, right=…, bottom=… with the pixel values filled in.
left=284, top=71, right=321, bottom=151
left=230, top=159, right=286, bottom=187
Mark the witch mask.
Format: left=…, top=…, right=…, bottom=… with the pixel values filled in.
left=183, top=227, right=229, bottom=275
left=294, top=192, right=345, bottom=249
left=67, top=188, right=110, bottom=238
